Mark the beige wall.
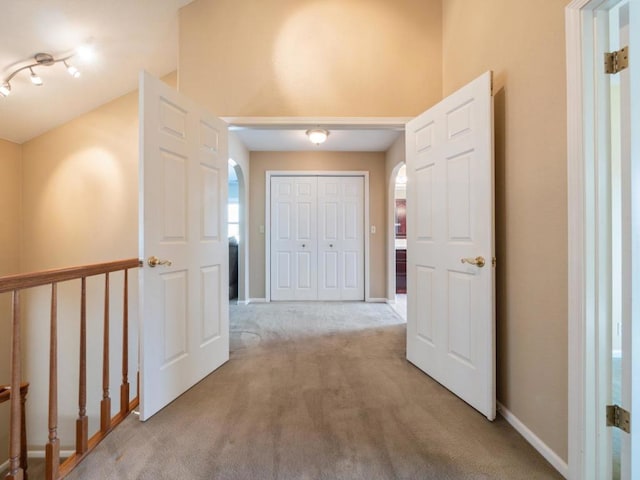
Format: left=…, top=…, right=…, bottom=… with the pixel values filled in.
left=443, top=0, right=568, bottom=460
left=0, top=139, right=22, bottom=463
left=179, top=0, right=442, bottom=117
left=19, top=88, right=140, bottom=449
left=14, top=73, right=177, bottom=450
left=21, top=89, right=139, bottom=271
left=249, top=151, right=386, bottom=300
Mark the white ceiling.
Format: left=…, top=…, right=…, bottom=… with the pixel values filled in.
left=0, top=0, right=193, bottom=144
left=0, top=2, right=406, bottom=152
left=231, top=127, right=402, bottom=152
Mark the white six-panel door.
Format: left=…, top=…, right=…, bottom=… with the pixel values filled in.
left=318, top=177, right=364, bottom=301
left=270, top=175, right=364, bottom=301
left=271, top=176, right=318, bottom=301
left=139, top=71, right=229, bottom=421
left=406, top=71, right=495, bottom=420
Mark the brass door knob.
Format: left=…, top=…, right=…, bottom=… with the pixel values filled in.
left=147, top=256, right=172, bottom=268
left=461, top=256, right=485, bottom=268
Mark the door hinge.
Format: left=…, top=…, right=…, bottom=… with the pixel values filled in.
left=604, top=46, right=629, bottom=74
left=606, top=404, right=631, bottom=433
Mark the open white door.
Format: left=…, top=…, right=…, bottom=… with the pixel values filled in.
left=138, top=71, right=229, bottom=420
left=406, top=71, right=495, bottom=420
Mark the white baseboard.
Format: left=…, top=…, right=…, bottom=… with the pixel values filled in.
left=497, top=402, right=568, bottom=478
left=1, top=449, right=75, bottom=472
left=236, top=299, right=250, bottom=305
left=28, top=449, right=75, bottom=458
left=248, top=298, right=267, bottom=303
left=367, top=298, right=388, bottom=303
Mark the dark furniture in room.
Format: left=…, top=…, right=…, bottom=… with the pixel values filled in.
left=229, top=237, right=238, bottom=299
left=396, top=249, right=406, bottom=294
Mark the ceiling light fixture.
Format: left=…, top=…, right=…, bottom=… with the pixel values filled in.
left=0, top=51, right=82, bottom=97
left=306, top=128, right=329, bottom=146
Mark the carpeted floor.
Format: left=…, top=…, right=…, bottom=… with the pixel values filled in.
left=57, top=302, right=561, bottom=480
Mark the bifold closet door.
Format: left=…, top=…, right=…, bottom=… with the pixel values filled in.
left=318, top=177, right=365, bottom=300
left=270, top=175, right=365, bottom=301
left=271, top=176, right=318, bottom=301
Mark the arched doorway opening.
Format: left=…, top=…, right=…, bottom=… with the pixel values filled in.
left=387, top=161, right=407, bottom=320
left=228, top=159, right=247, bottom=303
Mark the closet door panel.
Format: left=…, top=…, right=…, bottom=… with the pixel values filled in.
left=339, top=176, right=365, bottom=300
left=270, top=176, right=317, bottom=300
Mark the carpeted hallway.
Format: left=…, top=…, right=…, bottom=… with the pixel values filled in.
left=63, top=302, right=562, bottom=479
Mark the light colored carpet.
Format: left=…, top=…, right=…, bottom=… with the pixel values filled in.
left=58, top=302, right=561, bottom=480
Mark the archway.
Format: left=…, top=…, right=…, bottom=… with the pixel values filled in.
left=387, top=161, right=407, bottom=320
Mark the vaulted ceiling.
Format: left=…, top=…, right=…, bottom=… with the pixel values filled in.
left=0, top=1, right=404, bottom=151
left=0, top=0, right=192, bottom=144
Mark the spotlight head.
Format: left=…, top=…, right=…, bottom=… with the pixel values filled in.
left=29, top=68, right=43, bottom=86
left=64, top=61, right=81, bottom=78
left=0, top=82, right=10, bottom=97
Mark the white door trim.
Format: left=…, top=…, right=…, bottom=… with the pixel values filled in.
left=225, top=116, right=410, bottom=129
left=566, top=3, right=593, bottom=478
left=566, top=1, right=632, bottom=478
left=265, top=170, right=370, bottom=302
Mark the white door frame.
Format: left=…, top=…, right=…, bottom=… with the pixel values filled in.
left=566, top=1, right=637, bottom=478
left=265, top=171, right=370, bottom=302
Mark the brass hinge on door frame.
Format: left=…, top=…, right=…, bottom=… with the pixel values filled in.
left=606, top=404, right=631, bottom=433
left=605, top=46, right=629, bottom=74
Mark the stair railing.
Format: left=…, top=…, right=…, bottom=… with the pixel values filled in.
left=0, top=258, right=141, bottom=480
left=0, top=383, right=29, bottom=479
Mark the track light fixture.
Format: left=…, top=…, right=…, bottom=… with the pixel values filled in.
left=0, top=51, right=82, bottom=97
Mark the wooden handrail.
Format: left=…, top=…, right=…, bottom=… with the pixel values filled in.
left=0, top=258, right=141, bottom=480
left=0, top=259, right=141, bottom=294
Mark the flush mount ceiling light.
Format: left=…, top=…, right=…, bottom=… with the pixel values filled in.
left=0, top=51, right=83, bottom=97
left=306, top=128, right=330, bottom=146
